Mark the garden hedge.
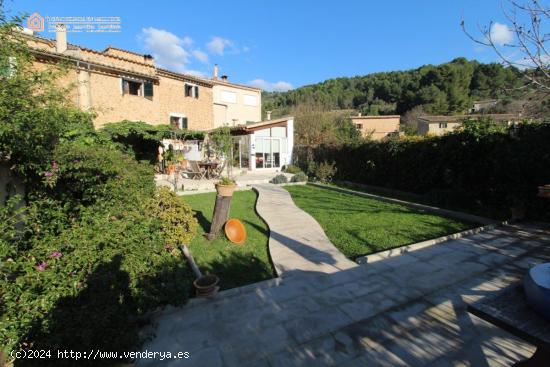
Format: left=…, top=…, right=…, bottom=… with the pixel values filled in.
left=294, top=122, right=550, bottom=220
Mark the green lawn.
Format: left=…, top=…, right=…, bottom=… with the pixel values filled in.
left=285, top=185, right=473, bottom=259
left=182, top=190, right=274, bottom=290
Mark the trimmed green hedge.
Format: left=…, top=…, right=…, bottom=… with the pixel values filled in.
left=294, top=122, right=550, bottom=220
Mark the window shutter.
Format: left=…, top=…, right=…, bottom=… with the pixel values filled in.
left=184, top=84, right=190, bottom=97
left=194, top=86, right=199, bottom=99
left=121, top=79, right=129, bottom=94
left=144, top=81, right=153, bottom=99
left=181, top=117, right=188, bottom=129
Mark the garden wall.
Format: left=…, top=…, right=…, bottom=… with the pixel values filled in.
left=293, top=123, right=550, bottom=220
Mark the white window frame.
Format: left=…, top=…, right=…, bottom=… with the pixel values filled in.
left=169, top=113, right=188, bottom=129
left=220, top=90, right=237, bottom=104
left=243, top=94, right=258, bottom=106
left=184, top=83, right=199, bottom=98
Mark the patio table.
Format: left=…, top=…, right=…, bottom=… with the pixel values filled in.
left=198, top=162, right=219, bottom=179
left=467, top=283, right=550, bottom=366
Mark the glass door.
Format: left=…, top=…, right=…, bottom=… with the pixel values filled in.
left=255, top=138, right=281, bottom=169
left=271, top=139, right=280, bottom=168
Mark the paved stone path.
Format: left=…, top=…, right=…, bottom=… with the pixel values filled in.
left=137, top=185, right=550, bottom=367
left=253, top=184, right=357, bottom=277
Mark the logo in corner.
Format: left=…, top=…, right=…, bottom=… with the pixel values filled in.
left=27, top=12, right=44, bottom=32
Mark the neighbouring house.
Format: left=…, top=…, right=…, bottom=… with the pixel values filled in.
left=230, top=116, right=294, bottom=171
left=351, top=115, right=401, bottom=140
left=471, top=99, right=499, bottom=113
left=417, top=114, right=523, bottom=136
left=211, top=64, right=262, bottom=128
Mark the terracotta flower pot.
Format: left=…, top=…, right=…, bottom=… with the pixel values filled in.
left=216, top=183, right=236, bottom=197
left=193, top=274, right=219, bottom=298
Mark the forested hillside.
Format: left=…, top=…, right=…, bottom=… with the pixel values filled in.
left=263, top=58, right=524, bottom=117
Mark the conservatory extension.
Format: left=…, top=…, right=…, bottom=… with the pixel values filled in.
left=231, top=117, right=294, bottom=171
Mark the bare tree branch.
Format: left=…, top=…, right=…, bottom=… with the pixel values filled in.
left=462, top=0, right=550, bottom=96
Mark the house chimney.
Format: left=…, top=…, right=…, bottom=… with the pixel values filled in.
left=221, top=75, right=228, bottom=82
left=357, top=112, right=362, bottom=117
left=266, top=111, right=272, bottom=121
left=213, top=64, right=219, bottom=80
left=56, top=24, right=67, bottom=53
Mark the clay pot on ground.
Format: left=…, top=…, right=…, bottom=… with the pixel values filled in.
left=193, top=274, right=220, bottom=298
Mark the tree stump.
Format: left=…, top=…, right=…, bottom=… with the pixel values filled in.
left=205, top=194, right=232, bottom=240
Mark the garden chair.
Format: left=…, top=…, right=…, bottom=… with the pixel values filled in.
left=185, top=161, right=206, bottom=180
left=212, top=160, right=226, bottom=179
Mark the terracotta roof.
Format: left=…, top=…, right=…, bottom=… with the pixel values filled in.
left=351, top=115, right=400, bottom=119
left=25, top=35, right=213, bottom=86
left=227, top=116, right=294, bottom=134
left=103, top=46, right=147, bottom=57
left=157, top=68, right=214, bottom=87
left=31, top=48, right=159, bottom=81
left=245, top=116, right=293, bottom=128
left=23, top=32, right=248, bottom=91
left=419, top=114, right=521, bottom=123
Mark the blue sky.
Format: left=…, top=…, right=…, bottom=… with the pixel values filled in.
left=6, top=0, right=512, bottom=91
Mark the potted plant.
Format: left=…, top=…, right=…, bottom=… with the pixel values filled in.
left=216, top=176, right=236, bottom=197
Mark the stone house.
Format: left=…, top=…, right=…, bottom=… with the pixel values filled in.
left=23, top=26, right=262, bottom=131
left=417, top=114, right=523, bottom=136
left=350, top=115, right=401, bottom=140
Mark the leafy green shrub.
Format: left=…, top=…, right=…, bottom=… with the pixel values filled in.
left=315, top=161, right=337, bottom=183
left=148, top=187, right=198, bottom=247
left=1, top=142, right=196, bottom=362
left=296, top=121, right=550, bottom=220
left=283, top=165, right=302, bottom=174
left=270, top=174, right=288, bottom=184
left=100, top=120, right=204, bottom=162
left=291, top=172, right=308, bottom=183
left=0, top=16, right=199, bottom=363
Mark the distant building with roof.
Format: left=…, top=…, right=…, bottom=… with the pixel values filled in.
left=417, top=114, right=522, bottom=136
left=350, top=114, right=401, bottom=140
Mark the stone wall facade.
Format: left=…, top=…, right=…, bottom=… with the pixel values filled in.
left=26, top=34, right=220, bottom=131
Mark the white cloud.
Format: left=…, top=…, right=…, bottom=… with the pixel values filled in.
left=206, top=36, right=233, bottom=55
left=192, top=49, right=209, bottom=63
left=139, top=27, right=191, bottom=72
left=490, top=22, right=513, bottom=46
left=247, top=79, right=293, bottom=92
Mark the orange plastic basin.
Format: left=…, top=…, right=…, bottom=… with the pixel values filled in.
left=224, top=219, right=247, bottom=244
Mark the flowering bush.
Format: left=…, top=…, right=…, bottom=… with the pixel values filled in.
left=0, top=144, right=195, bottom=362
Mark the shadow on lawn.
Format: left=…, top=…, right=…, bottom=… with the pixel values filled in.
left=201, top=251, right=274, bottom=290
left=193, top=209, right=211, bottom=233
